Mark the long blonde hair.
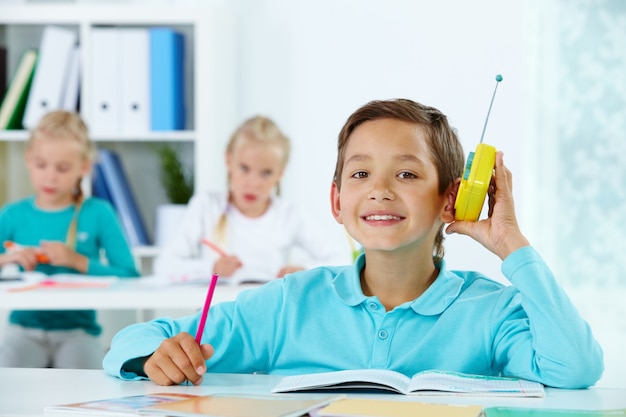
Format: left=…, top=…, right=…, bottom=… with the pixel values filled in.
left=28, top=110, right=95, bottom=247
left=27, top=110, right=95, bottom=203
left=213, top=116, right=291, bottom=246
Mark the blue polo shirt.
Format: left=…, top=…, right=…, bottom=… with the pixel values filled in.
left=103, top=246, right=603, bottom=388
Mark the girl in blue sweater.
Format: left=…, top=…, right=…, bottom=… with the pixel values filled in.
left=0, top=110, right=139, bottom=369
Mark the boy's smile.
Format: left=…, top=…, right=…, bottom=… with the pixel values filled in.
left=331, top=118, right=449, bottom=254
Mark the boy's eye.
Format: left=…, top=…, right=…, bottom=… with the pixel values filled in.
left=351, top=171, right=368, bottom=179
left=239, top=164, right=249, bottom=173
left=398, top=171, right=417, bottom=179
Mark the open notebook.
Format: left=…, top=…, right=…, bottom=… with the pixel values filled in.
left=272, top=369, right=545, bottom=397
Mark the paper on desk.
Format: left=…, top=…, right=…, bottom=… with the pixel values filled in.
left=139, top=273, right=272, bottom=288
left=2, top=271, right=117, bottom=292
left=315, top=398, right=483, bottom=417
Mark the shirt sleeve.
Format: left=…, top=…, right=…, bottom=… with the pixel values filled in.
left=493, top=246, right=604, bottom=388
left=103, top=282, right=284, bottom=379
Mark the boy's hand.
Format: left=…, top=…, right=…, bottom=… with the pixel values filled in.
left=144, top=332, right=214, bottom=386
left=446, top=152, right=530, bottom=260
left=40, top=241, right=88, bottom=272
left=213, top=255, right=243, bottom=277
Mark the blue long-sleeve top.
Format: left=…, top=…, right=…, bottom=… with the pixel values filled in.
left=103, top=246, right=603, bottom=388
left=0, top=196, right=139, bottom=335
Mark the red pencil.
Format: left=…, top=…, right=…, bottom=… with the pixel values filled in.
left=194, top=273, right=219, bottom=344
left=201, top=238, right=227, bottom=257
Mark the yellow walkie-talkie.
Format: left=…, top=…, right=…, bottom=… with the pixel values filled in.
left=454, top=75, right=502, bottom=222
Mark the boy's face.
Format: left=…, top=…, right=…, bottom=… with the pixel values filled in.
left=331, top=118, right=454, bottom=253
left=25, top=135, right=90, bottom=209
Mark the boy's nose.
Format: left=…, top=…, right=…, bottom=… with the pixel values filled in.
left=368, top=180, right=395, bottom=201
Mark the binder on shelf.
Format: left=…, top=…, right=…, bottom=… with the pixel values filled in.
left=95, top=149, right=151, bottom=246
left=149, top=28, right=185, bottom=131
left=0, top=47, right=7, bottom=97
left=61, top=45, right=81, bottom=112
left=120, top=28, right=150, bottom=133
left=0, top=49, right=38, bottom=130
left=91, top=162, right=112, bottom=203
left=22, top=26, right=77, bottom=130
left=89, top=28, right=121, bottom=134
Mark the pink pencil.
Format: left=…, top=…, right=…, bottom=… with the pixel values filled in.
left=194, top=273, right=219, bottom=344
left=201, top=238, right=227, bottom=257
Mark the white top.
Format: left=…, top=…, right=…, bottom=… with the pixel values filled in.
left=154, top=191, right=351, bottom=283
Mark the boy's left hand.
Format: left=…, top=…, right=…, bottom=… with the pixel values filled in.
left=445, top=152, right=530, bottom=260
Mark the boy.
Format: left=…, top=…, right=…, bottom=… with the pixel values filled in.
left=103, top=99, right=603, bottom=388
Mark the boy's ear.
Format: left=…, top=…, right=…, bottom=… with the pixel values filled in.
left=330, top=182, right=344, bottom=224
left=441, top=179, right=461, bottom=223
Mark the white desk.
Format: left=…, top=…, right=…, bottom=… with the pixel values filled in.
left=1, top=368, right=625, bottom=416
left=0, top=278, right=259, bottom=310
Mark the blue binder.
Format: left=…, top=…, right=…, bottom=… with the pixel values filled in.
left=95, top=149, right=151, bottom=246
left=149, top=28, right=185, bottom=131
left=91, top=162, right=113, bottom=203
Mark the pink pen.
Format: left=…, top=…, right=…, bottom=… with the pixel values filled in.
left=201, top=238, right=227, bottom=258
left=194, top=273, right=219, bottom=344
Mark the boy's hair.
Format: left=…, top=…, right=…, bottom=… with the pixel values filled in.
left=214, top=116, right=291, bottom=246
left=333, top=98, right=465, bottom=263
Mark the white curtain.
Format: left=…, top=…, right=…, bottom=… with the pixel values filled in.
left=525, top=0, right=626, bottom=286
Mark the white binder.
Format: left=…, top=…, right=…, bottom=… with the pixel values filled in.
left=89, top=27, right=121, bottom=134
left=22, top=26, right=77, bottom=130
left=61, top=45, right=81, bottom=112
left=119, top=28, right=150, bottom=133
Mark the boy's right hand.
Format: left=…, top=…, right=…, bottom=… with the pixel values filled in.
left=143, top=332, right=214, bottom=386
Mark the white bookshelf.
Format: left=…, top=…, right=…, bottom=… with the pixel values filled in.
left=0, top=3, right=238, bottom=251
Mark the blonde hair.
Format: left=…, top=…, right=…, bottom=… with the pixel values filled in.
left=28, top=111, right=95, bottom=247
left=28, top=110, right=95, bottom=161
left=226, top=115, right=291, bottom=170
left=213, top=116, right=291, bottom=246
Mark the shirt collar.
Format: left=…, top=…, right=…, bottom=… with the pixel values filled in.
left=332, top=253, right=465, bottom=316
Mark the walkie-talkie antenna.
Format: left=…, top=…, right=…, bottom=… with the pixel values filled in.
left=479, top=74, right=503, bottom=144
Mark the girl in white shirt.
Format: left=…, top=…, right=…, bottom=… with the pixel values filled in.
left=154, top=116, right=350, bottom=283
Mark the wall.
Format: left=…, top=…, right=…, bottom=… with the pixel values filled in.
left=234, top=0, right=526, bottom=281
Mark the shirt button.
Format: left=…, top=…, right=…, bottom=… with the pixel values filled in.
left=368, top=302, right=378, bottom=310
left=378, top=330, right=388, bottom=339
